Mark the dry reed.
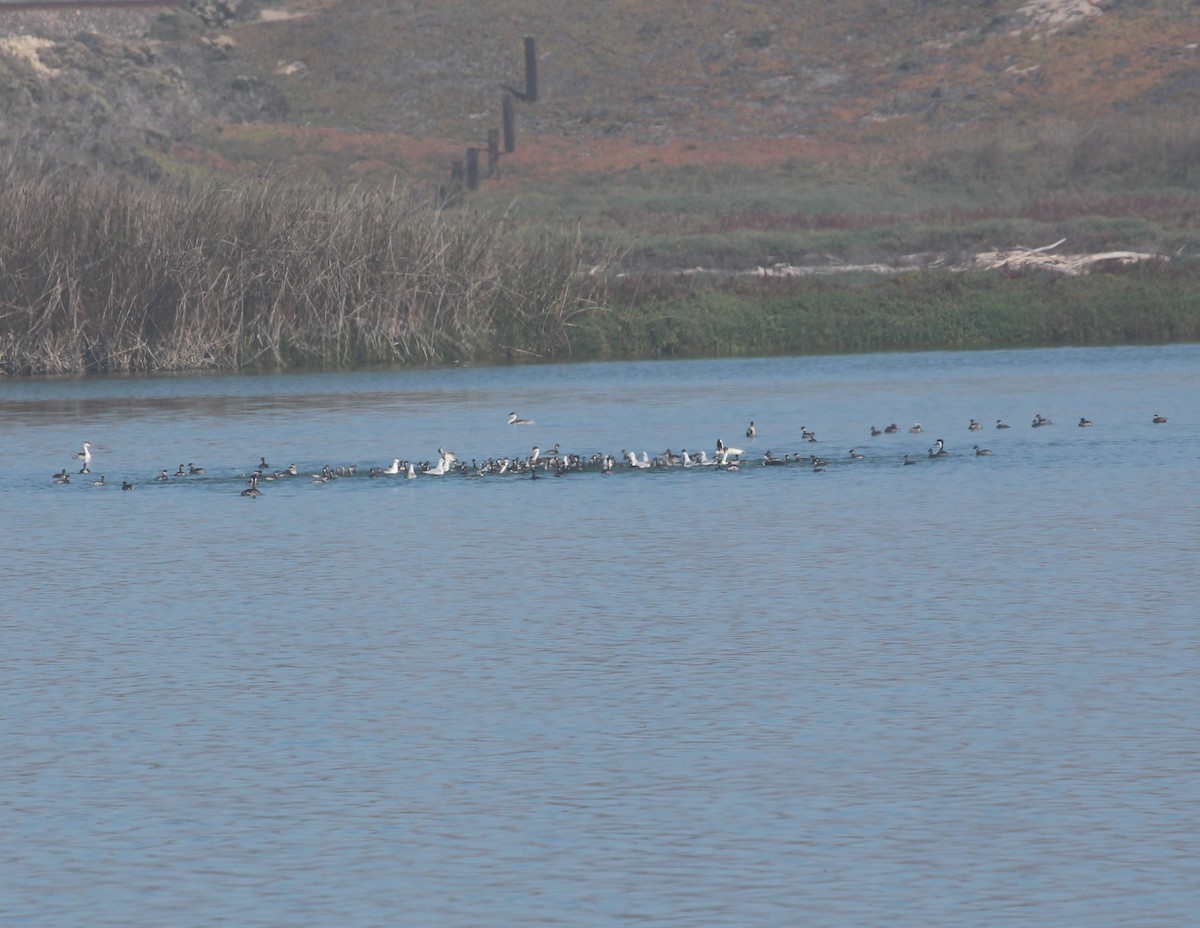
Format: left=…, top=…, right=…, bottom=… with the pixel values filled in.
left=0, top=174, right=606, bottom=374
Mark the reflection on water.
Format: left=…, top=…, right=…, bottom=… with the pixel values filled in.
left=2, top=345, right=1198, bottom=928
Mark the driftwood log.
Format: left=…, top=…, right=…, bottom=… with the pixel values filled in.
left=975, top=239, right=1167, bottom=275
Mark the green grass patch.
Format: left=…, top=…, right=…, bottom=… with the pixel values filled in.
left=578, top=265, right=1200, bottom=360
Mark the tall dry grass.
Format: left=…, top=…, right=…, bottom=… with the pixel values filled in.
left=0, top=174, right=606, bottom=374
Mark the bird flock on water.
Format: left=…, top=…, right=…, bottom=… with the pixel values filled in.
left=50, top=410, right=1171, bottom=495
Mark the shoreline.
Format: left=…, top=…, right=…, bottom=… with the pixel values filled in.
left=3, top=267, right=1197, bottom=378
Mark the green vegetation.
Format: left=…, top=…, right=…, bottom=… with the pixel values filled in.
left=459, top=116, right=1200, bottom=274
left=589, top=267, right=1200, bottom=360
left=1, top=2, right=1198, bottom=374
left=0, top=172, right=1195, bottom=376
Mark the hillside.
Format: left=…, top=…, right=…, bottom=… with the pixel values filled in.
left=193, top=1, right=1200, bottom=186
left=1, top=0, right=1198, bottom=270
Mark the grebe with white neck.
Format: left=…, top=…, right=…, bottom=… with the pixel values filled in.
left=715, top=439, right=744, bottom=465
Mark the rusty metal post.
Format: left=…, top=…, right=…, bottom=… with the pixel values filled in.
left=502, top=94, right=516, bottom=152
left=487, top=129, right=501, bottom=177
left=465, top=147, right=480, bottom=190
left=523, top=36, right=538, bottom=102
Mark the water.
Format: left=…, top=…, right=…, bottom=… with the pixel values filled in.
left=2, top=345, right=1197, bottom=928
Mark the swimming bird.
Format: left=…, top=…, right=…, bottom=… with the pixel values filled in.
left=284, top=464, right=298, bottom=476
left=90, top=475, right=106, bottom=487
left=715, top=439, right=744, bottom=465
left=241, top=474, right=261, bottom=497
left=121, top=481, right=134, bottom=491
left=72, top=441, right=94, bottom=464
left=801, top=426, right=817, bottom=442
left=849, top=449, right=864, bottom=459
left=1032, top=414, right=1052, bottom=427
left=154, top=469, right=169, bottom=481
left=258, top=456, right=270, bottom=470
left=175, top=464, right=187, bottom=476
left=746, top=420, right=756, bottom=438
left=909, top=423, right=923, bottom=433
left=1078, top=417, right=1093, bottom=427
left=968, top=419, right=982, bottom=431
left=188, top=463, right=206, bottom=475
left=928, top=438, right=949, bottom=458
left=903, top=454, right=916, bottom=465
left=53, top=470, right=71, bottom=484
left=78, top=463, right=90, bottom=475
left=885, top=423, right=900, bottom=433
left=508, top=412, right=534, bottom=426
left=1152, top=413, right=1169, bottom=424
left=422, top=448, right=456, bottom=475
left=624, top=450, right=650, bottom=469
left=871, top=425, right=882, bottom=436
left=405, top=462, right=417, bottom=479
left=974, top=445, right=993, bottom=456
left=382, top=458, right=401, bottom=475
left=996, top=419, right=1011, bottom=429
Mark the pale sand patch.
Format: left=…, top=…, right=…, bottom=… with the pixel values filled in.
left=0, top=35, right=59, bottom=77
left=260, top=9, right=305, bottom=23
left=1015, top=0, right=1103, bottom=31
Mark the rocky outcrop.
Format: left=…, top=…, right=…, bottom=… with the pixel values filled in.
left=186, top=0, right=252, bottom=29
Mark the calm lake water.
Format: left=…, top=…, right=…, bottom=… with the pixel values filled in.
left=2, top=345, right=1198, bottom=928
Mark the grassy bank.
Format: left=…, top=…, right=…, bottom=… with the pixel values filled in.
left=581, top=265, right=1200, bottom=360
left=0, top=175, right=1196, bottom=376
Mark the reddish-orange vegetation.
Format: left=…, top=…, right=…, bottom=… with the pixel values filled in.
left=194, top=125, right=869, bottom=190
left=170, top=0, right=1200, bottom=203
